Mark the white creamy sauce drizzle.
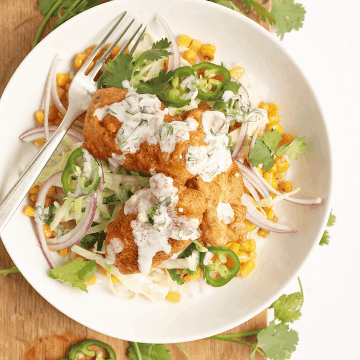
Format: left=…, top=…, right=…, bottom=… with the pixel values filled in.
left=217, top=202, right=234, bottom=225
left=106, top=238, right=123, bottom=265
left=123, top=173, right=200, bottom=274
left=93, top=82, right=198, bottom=161
left=186, top=111, right=232, bottom=182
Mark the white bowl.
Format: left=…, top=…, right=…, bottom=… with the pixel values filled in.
left=0, top=0, right=332, bottom=343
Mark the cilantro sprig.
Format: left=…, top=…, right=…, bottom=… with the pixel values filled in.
left=249, top=129, right=306, bottom=172
left=319, top=210, right=336, bottom=246
left=34, top=0, right=100, bottom=47
left=0, top=266, right=20, bottom=276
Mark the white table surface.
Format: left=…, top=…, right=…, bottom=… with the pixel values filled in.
left=266, top=0, right=360, bottom=359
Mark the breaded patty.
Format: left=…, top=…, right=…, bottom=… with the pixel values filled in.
left=187, top=161, right=247, bottom=246
left=105, top=183, right=208, bottom=275
left=83, top=88, right=207, bottom=182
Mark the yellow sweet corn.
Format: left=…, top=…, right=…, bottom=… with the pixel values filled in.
left=35, top=110, right=44, bottom=125
left=86, top=276, right=97, bottom=286
left=200, top=44, right=216, bottom=62
left=189, top=39, right=202, bottom=52
left=230, top=66, right=245, bottom=81
left=184, top=269, right=201, bottom=283
left=268, top=123, right=283, bottom=134
left=60, top=249, right=68, bottom=256
left=183, top=49, right=197, bottom=65
left=56, top=73, right=69, bottom=87
left=257, top=229, right=270, bottom=238
left=166, top=291, right=181, bottom=303
left=274, top=156, right=289, bottom=173
left=264, top=207, right=275, bottom=221
left=178, top=35, right=191, bottom=47
left=267, top=103, right=280, bottom=116
left=228, top=242, right=240, bottom=254
left=258, top=101, right=269, bottom=113
left=240, top=260, right=256, bottom=277
left=245, top=219, right=256, bottom=232
left=278, top=181, right=293, bottom=193
left=75, top=53, right=87, bottom=69
left=263, top=171, right=278, bottom=189
left=22, top=206, right=35, bottom=217
left=111, top=275, right=121, bottom=283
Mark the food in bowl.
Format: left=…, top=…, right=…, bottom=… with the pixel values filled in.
left=20, top=20, right=322, bottom=303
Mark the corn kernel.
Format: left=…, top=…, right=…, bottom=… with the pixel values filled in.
left=263, top=171, right=278, bottom=189
left=86, top=276, right=97, bottom=286
left=35, top=110, right=44, bottom=125
left=269, top=164, right=277, bottom=173
left=252, top=127, right=261, bottom=136
left=278, top=181, right=293, bottom=193
left=43, top=224, right=56, bottom=238
left=200, top=44, right=216, bottom=62
left=257, top=229, right=270, bottom=238
left=248, top=239, right=256, bottom=252
left=272, top=215, right=278, bottom=223
left=278, top=133, right=294, bottom=147
left=189, top=39, right=202, bottom=52
left=257, top=167, right=263, bottom=177
left=85, top=60, right=95, bottom=75
left=111, top=275, right=121, bottom=283
left=178, top=35, right=192, bottom=47
left=33, top=139, right=45, bottom=147
left=268, top=123, right=283, bottom=134
left=268, top=115, right=281, bottom=125
left=60, top=249, right=68, bottom=256
left=75, top=53, right=87, bottom=69
left=267, top=103, right=280, bottom=116
left=166, top=291, right=181, bottom=303
left=245, top=219, right=256, bottom=232
left=265, top=207, right=275, bottom=220
left=22, top=206, right=35, bottom=217
left=258, top=101, right=269, bottom=112
left=230, top=66, right=245, bottom=81
left=183, top=49, right=197, bottom=65
left=228, top=242, right=240, bottom=254
left=184, top=269, right=201, bottom=283
left=30, top=185, right=40, bottom=194
left=274, top=172, right=282, bottom=183
left=240, top=259, right=256, bottom=277
left=56, top=73, right=69, bottom=87
left=110, top=44, right=120, bottom=57
left=274, top=156, right=289, bottom=173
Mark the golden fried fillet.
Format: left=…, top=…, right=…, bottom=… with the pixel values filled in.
left=83, top=88, right=207, bottom=182
left=187, top=161, right=247, bottom=246
left=105, top=181, right=208, bottom=275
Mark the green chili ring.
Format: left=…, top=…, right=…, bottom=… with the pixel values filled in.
left=202, top=246, right=240, bottom=287
left=61, top=148, right=101, bottom=198
left=66, top=339, right=116, bottom=360
left=193, top=62, right=231, bottom=101
left=158, top=66, right=196, bottom=108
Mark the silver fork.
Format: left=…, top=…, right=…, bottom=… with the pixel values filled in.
left=0, top=12, right=146, bottom=234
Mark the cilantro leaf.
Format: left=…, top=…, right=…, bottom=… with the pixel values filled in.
left=167, top=268, right=185, bottom=285
left=98, top=53, right=134, bottom=89
left=262, top=129, right=282, bottom=155
left=0, top=266, right=20, bottom=276
left=49, top=258, right=97, bottom=292
left=271, top=0, right=306, bottom=40
left=136, top=70, right=174, bottom=95
left=242, top=0, right=276, bottom=24
left=207, top=0, right=244, bottom=14
left=319, top=230, right=330, bottom=246
left=178, top=242, right=197, bottom=258
left=80, top=231, right=106, bottom=251
left=224, top=81, right=242, bottom=94
left=253, top=320, right=299, bottom=360
left=128, top=342, right=171, bottom=360
left=275, top=138, right=306, bottom=160
left=327, top=210, right=336, bottom=226
left=270, top=278, right=304, bottom=323
left=38, top=0, right=72, bottom=16
left=249, top=137, right=274, bottom=172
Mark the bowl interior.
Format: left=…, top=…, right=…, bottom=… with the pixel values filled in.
left=0, top=0, right=332, bottom=343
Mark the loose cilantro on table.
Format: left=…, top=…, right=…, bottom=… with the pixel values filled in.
left=249, top=129, right=306, bottom=172
left=34, top=0, right=101, bottom=47
left=319, top=210, right=336, bottom=246
left=0, top=266, right=20, bottom=276
left=128, top=342, right=171, bottom=360
left=49, top=257, right=97, bottom=292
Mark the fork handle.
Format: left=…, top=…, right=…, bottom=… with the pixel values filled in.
left=0, top=108, right=83, bottom=234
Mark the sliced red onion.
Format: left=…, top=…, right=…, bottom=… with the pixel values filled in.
left=249, top=126, right=260, bottom=153
left=50, top=58, right=67, bottom=117
left=48, top=192, right=97, bottom=251
left=232, top=122, right=248, bottom=158
left=99, top=162, right=105, bottom=191
left=248, top=129, right=324, bottom=206
left=34, top=172, right=62, bottom=268
left=73, top=120, right=85, bottom=129
left=242, top=177, right=260, bottom=203
left=233, top=158, right=270, bottom=198
left=20, top=125, right=84, bottom=143
left=242, top=194, right=297, bottom=233
left=156, top=14, right=181, bottom=70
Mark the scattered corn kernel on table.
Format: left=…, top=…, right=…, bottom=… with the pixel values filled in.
left=0, top=0, right=270, bottom=359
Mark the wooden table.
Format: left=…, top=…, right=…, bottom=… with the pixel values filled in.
left=0, top=1, right=269, bottom=359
